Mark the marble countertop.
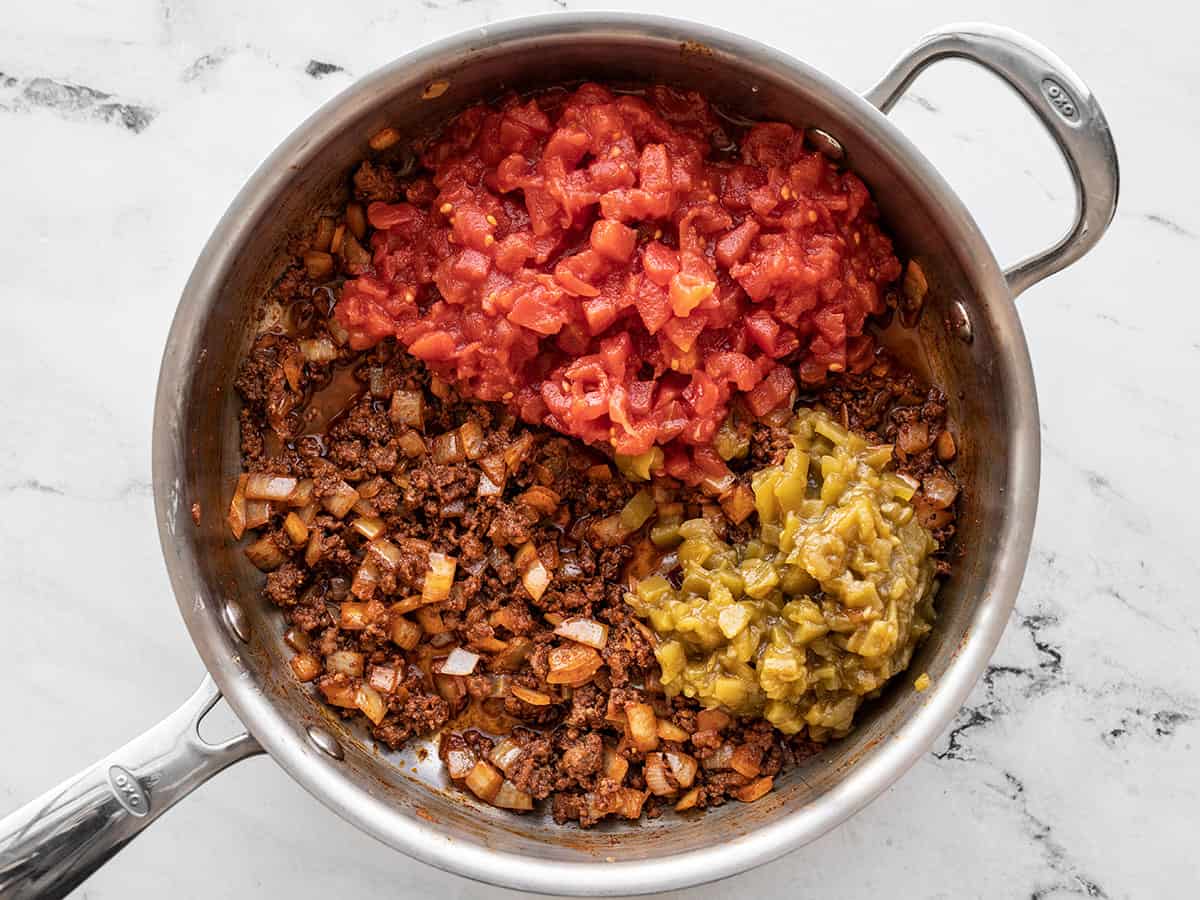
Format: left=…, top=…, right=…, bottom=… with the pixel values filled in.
left=2, top=1, right=1196, bottom=897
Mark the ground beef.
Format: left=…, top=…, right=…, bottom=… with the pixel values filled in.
left=353, top=160, right=402, bottom=203
left=264, top=561, right=306, bottom=607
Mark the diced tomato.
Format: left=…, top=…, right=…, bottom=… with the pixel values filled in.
left=332, top=83, right=901, bottom=469
left=582, top=297, right=618, bottom=334
left=407, top=331, right=457, bottom=361
left=669, top=271, right=716, bottom=318
left=508, top=287, right=568, bottom=335
left=745, top=365, right=796, bottom=417
left=641, top=241, right=680, bottom=287
left=632, top=290, right=669, bottom=339
left=661, top=314, right=707, bottom=354
left=590, top=220, right=637, bottom=262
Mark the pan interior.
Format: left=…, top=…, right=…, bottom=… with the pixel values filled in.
left=156, top=16, right=1032, bottom=881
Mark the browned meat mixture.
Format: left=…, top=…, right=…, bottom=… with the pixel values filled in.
left=228, top=193, right=958, bottom=828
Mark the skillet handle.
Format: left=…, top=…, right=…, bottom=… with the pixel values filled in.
left=0, top=676, right=261, bottom=899
left=864, top=22, right=1119, bottom=298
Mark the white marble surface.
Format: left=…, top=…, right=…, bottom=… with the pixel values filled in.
left=1, top=0, right=1197, bottom=897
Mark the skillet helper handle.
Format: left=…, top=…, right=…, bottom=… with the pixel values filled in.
left=864, top=22, right=1119, bottom=297
left=0, top=676, right=261, bottom=900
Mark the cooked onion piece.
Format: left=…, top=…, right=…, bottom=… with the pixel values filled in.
left=438, top=647, right=481, bottom=676
left=422, top=552, right=457, bottom=603
left=553, top=617, right=609, bottom=650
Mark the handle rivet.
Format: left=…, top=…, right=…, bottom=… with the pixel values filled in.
left=306, top=725, right=344, bottom=760
left=949, top=300, right=974, bottom=343
left=223, top=601, right=251, bottom=643
left=806, top=128, right=844, bottom=161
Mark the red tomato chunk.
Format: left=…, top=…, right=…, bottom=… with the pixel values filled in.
left=335, top=84, right=901, bottom=479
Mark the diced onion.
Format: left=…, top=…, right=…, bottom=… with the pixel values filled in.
left=289, top=653, right=321, bottom=682
left=617, top=787, right=647, bottom=819
left=603, top=746, right=629, bottom=783
left=351, top=515, right=386, bottom=541
left=325, top=651, right=364, bottom=677
left=702, top=744, right=735, bottom=771
left=477, top=454, right=507, bottom=487
left=352, top=497, right=379, bottom=518
left=421, top=552, right=457, bottom=603
left=665, top=750, right=698, bottom=788
left=367, top=537, right=403, bottom=571
left=519, top=486, right=560, bottom=516
left=245, top=535, right=286, bottom=571
left=922, top=472, right=959, bottom=510
left=491, top=635, right=533, bottom=672
left=897, top=421, right=932, bottom=455
left=356, top=476, right=386, bottom=499
left=515, top=543, right=551, bottom=601
left=319, top=680, right=358, bottom=708
left=720, top=484, right=756, bottom=526
left=245, top=474, right=298, bottom=502
left=701, top=472, right=737, bottom=496
left=227, top=475, right=248, bottom=539
left=367, top=367, right=390, bottom=399
left=398, top=431, right=426, bottom=458
left=732, top=775, right=774, bottom=803
left=355, top=684, right=387, bottom=725
left=284, top=628, right=310, bottom=652
left=644, top=753, right=676, bottom=796
left=339, top=602, right=370, bottom=631
left=283, top=512, right=309, bottom=546
left=345, top=203, right=367, bottom=241
left=459, top=421, right=485, bottom=459
left=492, top=780, right=533, bottom=811
left=299, top=337, right=338, bottom=363
left=431, top=430, right=465, bottom=465
left=244, top=498, right=272, bottom=530
left=367, top=665, right=399, bottom=693
left=389, top=614, right=421, bottom=650
left=472, top=636, right=508, bottom=654
left=321, top=480, right=361, bottom=519
left=510, top=684, right=552, bottom=706
left=485, top=674, right=511, bottom=698
left=435, top=673, right=466, bottom=704
left=312, top=216, right=335, bottom=251
left=416, top=607, right=447, bottom=635
left=730, top=745, right=763, bottom=778
left=588, top=514, right=627, bottom=547
left=503, top=433, right=533, bottom=470
left=936, top=430, right=957, bottom=461
left=625, top=703, right=659, bottom=752
left=553, top=617, right=609, bottom=650
left=304, top=250, right=333, bottom=280
left=488, top=738, right=524, bottom=776
left=657, top=719, right=690, bottom=743
left=478, top=473, right=503, bottom=497
left=351, top=558, right=380, bottom=600
left=696, top=708, right=731, bottom=732
left=464, top=760, right=503, bottom=802
left=445, top=747, right=476, bottom=779
left=304, top=530, right=322, bottom=567
left=675, top=787, right=702, bottom=811
left=438, top=647, right=481, bottom=676
left=546, top=644, right=603, bottom=686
